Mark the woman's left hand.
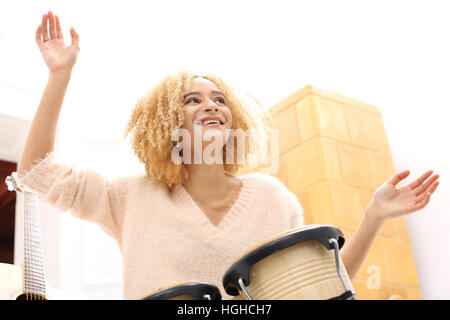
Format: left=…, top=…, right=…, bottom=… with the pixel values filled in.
left=369, top=170, right=440, bottom=221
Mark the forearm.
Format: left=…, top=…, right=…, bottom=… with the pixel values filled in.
left=341, top=205, right=385, bottom=280
left=18, top=71, right=71, bottom=175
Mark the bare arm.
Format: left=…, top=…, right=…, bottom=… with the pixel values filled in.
left=18, top=71, right=71, bottom=174
left=341, top=206, right=383, bottom=280
left=18, top=11, right=80, bottom=175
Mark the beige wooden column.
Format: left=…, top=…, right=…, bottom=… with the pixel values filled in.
left=248, top=85, right=421, bottom=300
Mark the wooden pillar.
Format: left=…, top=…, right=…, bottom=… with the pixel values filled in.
left=251, top=84, right=421, bottom=300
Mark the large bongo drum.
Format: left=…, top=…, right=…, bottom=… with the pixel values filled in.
left=222, top=225, right=356, bottom=300
left=142, top=281, right=222, bottom=300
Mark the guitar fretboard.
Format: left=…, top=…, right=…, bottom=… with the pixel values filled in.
left=23, top=190, right=46, bottom=296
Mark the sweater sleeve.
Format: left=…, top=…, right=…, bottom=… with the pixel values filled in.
left=17, top=152, right=130, bottom=241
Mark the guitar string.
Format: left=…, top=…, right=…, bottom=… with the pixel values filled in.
left=24, top=191, right=27, bottom=300
left=30, top=193, right=39, bottom=300
left=26, top=192, right=30, bottom=300
left=25, top=192, right=29, bottom=300
left=26, top=193, right=31, bottom=300
left=31, top=192, right=42, bottom=300
left=25, top=193, right=31, bottom=300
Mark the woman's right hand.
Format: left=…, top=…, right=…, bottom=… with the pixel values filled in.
left=35, top=11, right=80, bottom=74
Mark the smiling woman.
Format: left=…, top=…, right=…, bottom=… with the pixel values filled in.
left=12, top=9, right=440, bottom=301
left=124, top=70, right=274, bottom=190
left=14, top=10, right=308, bottom=301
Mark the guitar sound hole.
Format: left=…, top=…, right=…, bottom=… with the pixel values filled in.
left=16, top=293, right=46, bottom=300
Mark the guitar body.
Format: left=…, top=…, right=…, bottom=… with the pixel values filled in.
left=0, top=263, right=87, bottom=300
left=0, top=263, right=21, bottom=300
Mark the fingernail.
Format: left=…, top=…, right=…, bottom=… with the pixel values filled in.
left=194, top=120, right=202, bottom=126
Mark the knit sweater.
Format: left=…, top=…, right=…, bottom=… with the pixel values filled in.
left=18, top=152, right=304, bottom=300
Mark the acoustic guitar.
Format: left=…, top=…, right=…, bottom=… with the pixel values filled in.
left=1, top=173, right=86, bottom=300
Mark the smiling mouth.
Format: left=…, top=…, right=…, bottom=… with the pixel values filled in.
left=194, top=120, right=224, bottom=127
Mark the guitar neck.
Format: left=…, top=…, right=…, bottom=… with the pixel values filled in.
left=23, top=190, right=46, bottom=296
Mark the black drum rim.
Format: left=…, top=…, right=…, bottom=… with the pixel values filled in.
left=222, top=225, right=345, bottom=296
left=142, top=281, right=222, bottom=300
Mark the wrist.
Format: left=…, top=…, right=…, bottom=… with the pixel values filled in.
left=364, top=202, right=386, bottom=229
left=49, top=69, right=72, bottom=81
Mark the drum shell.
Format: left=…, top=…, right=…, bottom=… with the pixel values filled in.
left=233, top=239, right=354, bottom=300
left=222, top=225, right=356, bottom=300
left=232, top=239, right=354, bottom=300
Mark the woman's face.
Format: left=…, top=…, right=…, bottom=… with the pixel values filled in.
left=180, top=77, right=233, bottom=160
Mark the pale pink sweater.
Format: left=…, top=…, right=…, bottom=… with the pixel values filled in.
left=18, top=153, right=304, bottom=300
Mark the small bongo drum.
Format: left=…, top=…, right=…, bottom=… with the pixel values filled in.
left=141, top=281, right=222, bottom=300
left=222, top=225, right=356, bottom=300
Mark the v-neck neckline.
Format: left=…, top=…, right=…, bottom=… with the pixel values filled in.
left=173, top=174, right=256, bottom=235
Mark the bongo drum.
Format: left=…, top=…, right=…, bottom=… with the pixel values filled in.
left=141, top=281, right=222, bottom=300
left=222, top=225, right=356, bottom=300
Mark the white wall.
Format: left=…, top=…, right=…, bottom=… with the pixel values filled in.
left=387, top=110, right=450, bottom=299
left=1, top=0, right=449, bottom=299
left=0, top=113, right=125, bottom=299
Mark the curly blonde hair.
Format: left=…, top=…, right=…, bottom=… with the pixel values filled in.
left=124, top=70, right=274, bottom=191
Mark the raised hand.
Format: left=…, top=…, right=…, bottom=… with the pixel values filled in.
left=341, top=169, right=440, bottom=279
left=370, top=169, right=440, bottom=221
left=35, top=11, right=80, bottom=74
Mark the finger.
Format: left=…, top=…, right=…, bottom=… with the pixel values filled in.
left=55, top=14, right=64, bottom=40
left=41, top=13, right=48, bottom=40
left=414, top=174, right=439, bottom=196
left=388, top=170, right=410, bottom=186
left=415, top=192, right=426, bottom=205
left=70, top=26, right=80, bottom=49
left=48, top=11, right=56, bottom=40
left=429, top=180, right=440, bottom=194
left=414, top=191, right=432, bottom=209
left=415, top=181, right=438, bottom=205
left=415, top=187, right=431, bottom=203
left=409, top=170, right=433, bottom=189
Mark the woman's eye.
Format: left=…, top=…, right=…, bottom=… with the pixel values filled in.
left=184, top=97, right=225, bottom=104
left=185, top=98, right=199, bottom=104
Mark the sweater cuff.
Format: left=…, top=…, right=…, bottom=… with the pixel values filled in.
left=17, top=152, right=65, bottom=195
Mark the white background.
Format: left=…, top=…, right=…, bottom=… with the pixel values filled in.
left=0, top=0, right=448, bottom=299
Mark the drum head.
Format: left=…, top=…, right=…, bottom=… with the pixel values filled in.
left=222, top=225, right=344, bottom=296
left=142, top=282, right=222, bottom=300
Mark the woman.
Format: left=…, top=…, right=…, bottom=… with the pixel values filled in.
left=18, top=11, right=440, bottom=300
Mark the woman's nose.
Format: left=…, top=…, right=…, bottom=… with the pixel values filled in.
left=204, top=100, right=218, bottom=112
